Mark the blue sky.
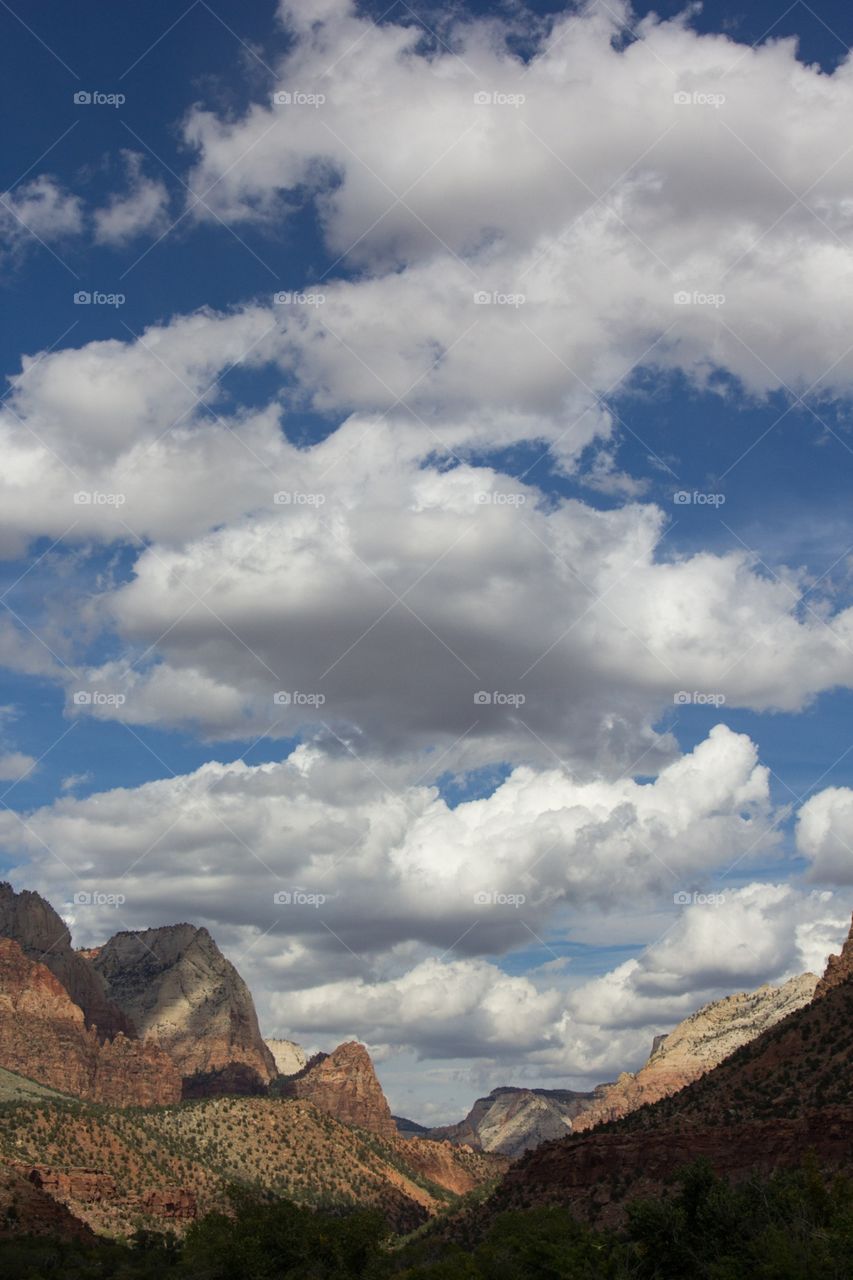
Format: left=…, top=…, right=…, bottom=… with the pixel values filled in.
left=2, top=0, right=853, bottom=1118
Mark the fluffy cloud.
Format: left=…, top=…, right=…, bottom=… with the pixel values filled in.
left=0, top=752, right=37, bottom=783
left=797, top=787, right=853, bottom=883
left=0, top=176, right=83, bottom=259
left=93, top=152, right=171, bottom=246
left=177, top=0, right=853, bottom=420
left=64, top=436, right=853, bottom=766
left=258, top=883, right=848, bottom=1081
left=1, top=725, right=772, bottom=978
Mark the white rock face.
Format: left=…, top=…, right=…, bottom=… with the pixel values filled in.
left=92, top=924, right=276, bottom=1085
left=429, top=1086, right=596, bottom=1159
left=475, top=1092, right=575, bottom=1158
left=265, top=1037, right=307, bottom=1077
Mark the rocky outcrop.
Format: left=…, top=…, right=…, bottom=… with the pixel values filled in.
left=814, top=913, right=853, bottom=999
left=265, top=1037, right=307, bottom=1077
left=0, top=937, right=180, bottom=1105
left=0, top=882, right=130, bottom=1039
left=91, top=924, right=276, bottom=1092
left=430, top=1087, right=598, bottom=1159
left=572, top=971, right=818, bottom=1131
left=11, top=1165, right=197, bottom=1231
left=0, top=1166, right=95, bottom=1241
left=282, top=1041, right=397, bottom=1138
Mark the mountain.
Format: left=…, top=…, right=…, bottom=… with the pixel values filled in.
left=394, top=1115, right=430, bottom=1139
left=571, top=970, right=818, bottom=1131
left=478, top=920, right=853, bottom=1228
left=281, top=1041, right=398, bottom=1139
left=90, top=924, right=276, bottom=1094
left=429, top=1087, right=600, bottom=1158
left=0, top=883, right=130, bottom=1039
left=265, top=1037, right=307, bottom=1076
left=0, top=937, right=180, bottom=1106
left=0, top=1093, right=507, bottom=1238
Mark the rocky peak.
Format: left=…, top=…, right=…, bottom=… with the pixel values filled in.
left=0, top=882, right=131, bottom=1039
left=265, top=1038, right=308, bottom=1077
left=283, top=1041, right=397, bottom=1139
left=814, top=913, right=853, bottom=999
left=428, top=1086, right=598, bottom=1158
left=91, top=923, right=275, bottom=1091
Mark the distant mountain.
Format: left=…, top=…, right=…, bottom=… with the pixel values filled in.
left=393, top=1114, right=430, bottom=1138
left=572, top=970, right=818, bottom=1131
left=428, top=1086, right=600, bottom=1158
left=478, top=916, right=853, bottom=1228
left=90, top=924, right=276, bottom=1094
left=280, top=1041, right=398, bottom=1139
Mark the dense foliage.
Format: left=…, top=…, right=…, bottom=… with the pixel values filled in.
left=3, top=1159, right=853, bottom=1279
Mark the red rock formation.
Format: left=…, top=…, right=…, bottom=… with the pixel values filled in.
left=814, top=912, right=853, bottom=999
left=0, top=882, right=131, bottom=1040
left=93, top=1032, right=182, bottom=1107
left=0, top=937, right=180, bottom=1105
left=0, top=1166, right=95, bottom=1241
left=14, top=1165, right=197, bottom=1223
left=284, top=1042, right=398, bottom=1139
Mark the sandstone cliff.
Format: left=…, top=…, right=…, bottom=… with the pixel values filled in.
left=0, top=882, right=130, bottom=1039
left=92, top=924, right=275, bottom=1091
left=282, top=1041, right=397, bottom=1139
left=572, top=970, right=818, bottom=1131
left=0, top=937, right=180, bottom=1105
